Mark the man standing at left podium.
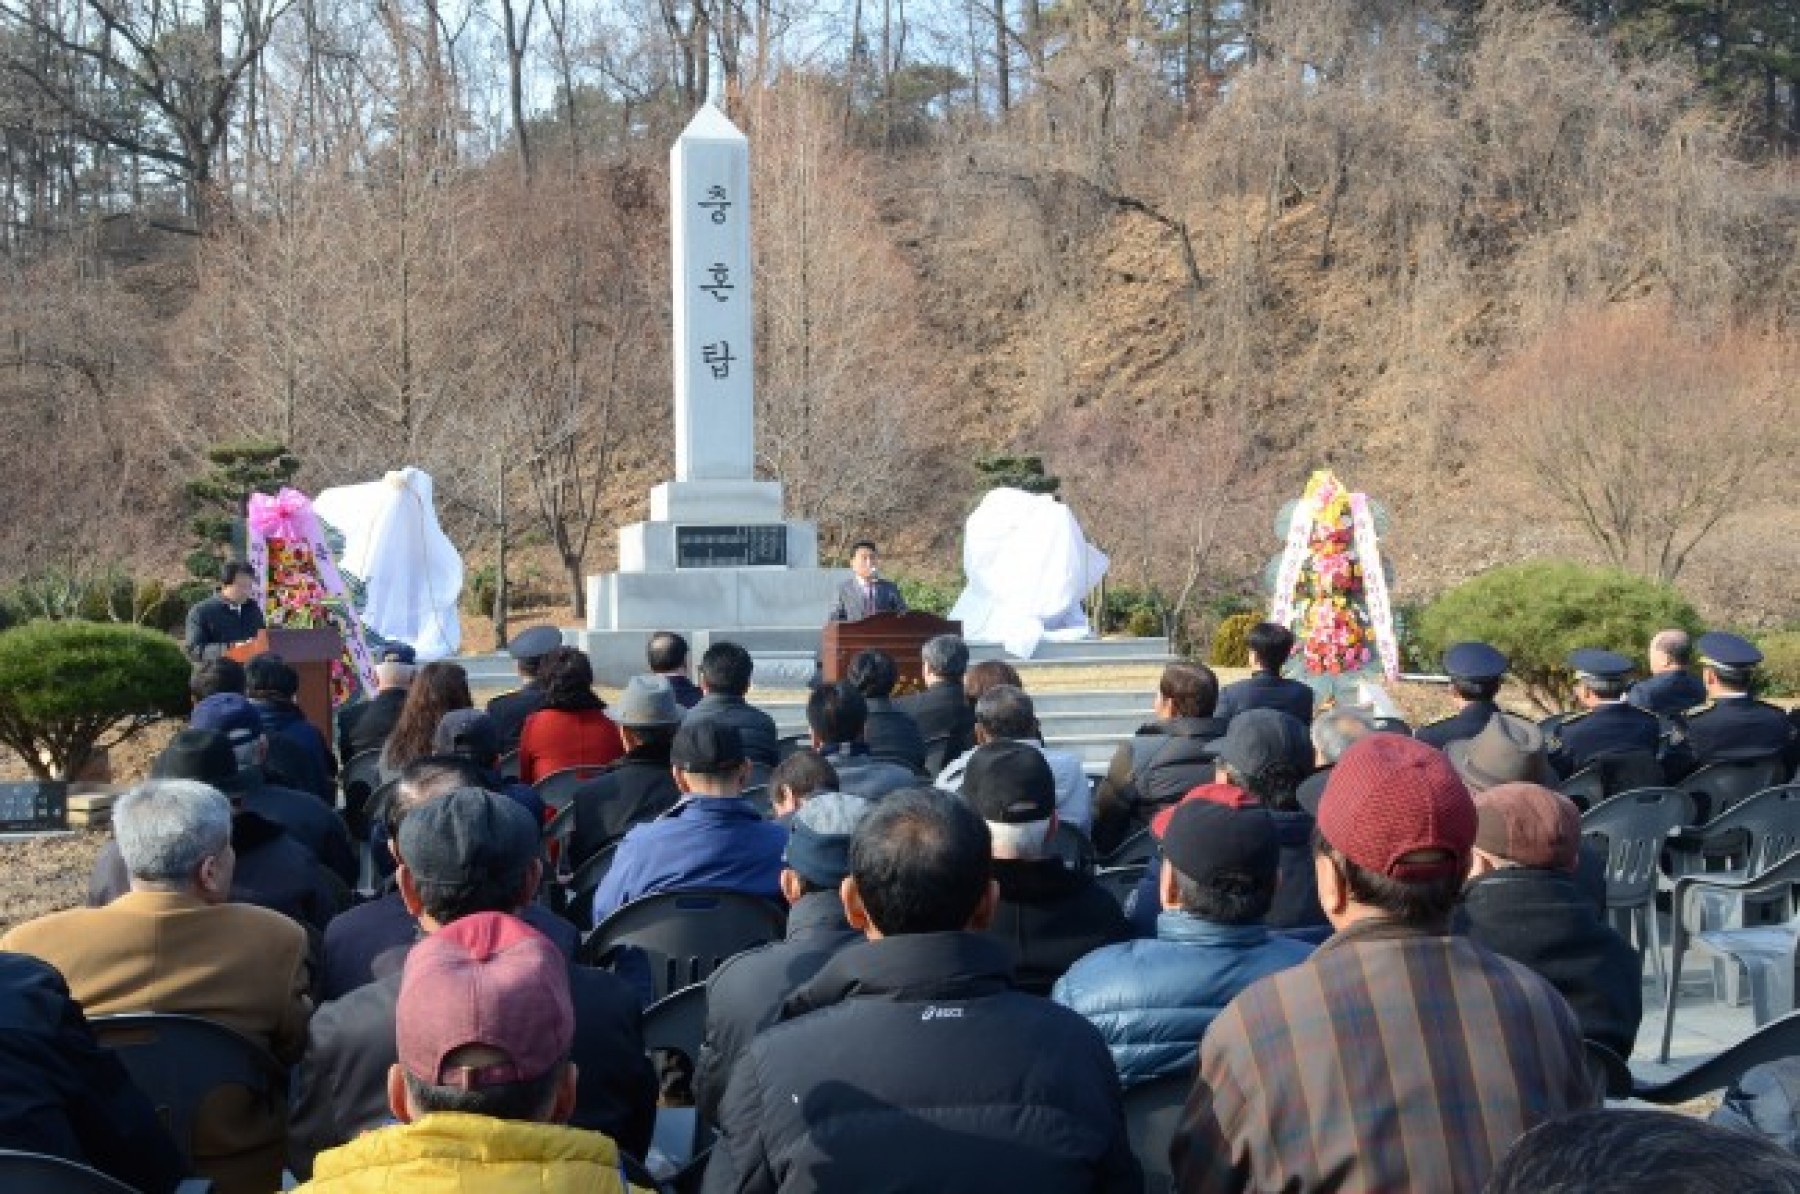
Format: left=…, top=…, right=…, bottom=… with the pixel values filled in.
left=185, top=561, right=266, bottom=662
left=829, top=540, right=907, bottom=622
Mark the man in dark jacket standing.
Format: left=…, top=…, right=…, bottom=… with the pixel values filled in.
left=1454, top=781, right=1642, bottom=1058
left=183, top=560, right=265, bottom=662
left=1214, top=622, right=1314, bottom=725
left=694, top=791, right=871, bottom=1123
left=965, top=741, right=1130, bottom=994
left=287, top=786, right=655, bottom=1179
left=897, top=633, right=975, bottom=775
left=703, top=787, right=1141, bottom=1194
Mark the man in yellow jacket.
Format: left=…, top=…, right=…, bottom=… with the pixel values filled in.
left=297, top=912, right=650, bottom=1193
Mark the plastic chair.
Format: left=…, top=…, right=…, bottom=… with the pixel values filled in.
left=1560, top=752, right=1666, bottom=812
left=1664, top=785, right=1800, bottom=887
left=1052, top=821, right=1097, bottom=877
left=338, top=749, right=384, bottom=829
left=1102, top=827, right=1159, bottom=870
left=535, top=766, right=608, bottom=814
left=580, top=890, right=787, bottom=1000
left=0, top=1149, right=212, bottom=1193
left=1582, top=1039, right=1634, bottom=1101
left=1681, top=756, right=1792, bottom=823
left=89, top=1014, right=287, bottom=1174
left=643, top=983, right=712, bottom=1172
left=922, top=734, right=955, bottom=778
left=564, top=842, right=619, bottom=929
left=1639, top=1009, right=1800, bottom=1103
left=1121, top=1071, right=1189, bottom=1194
left=1658, top=849, right=1800, bottom=1061
left=1097, top=864, right=1148, bottom=910
left=1580, top=787, right=1693, bottom=995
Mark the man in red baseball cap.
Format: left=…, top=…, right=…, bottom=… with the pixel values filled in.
left=1172, top=733, right=1593, bottom=1194
left=296, top=912, right=649, bottom=1192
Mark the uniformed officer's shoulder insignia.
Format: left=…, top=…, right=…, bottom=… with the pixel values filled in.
left=1683, top=701, right=1716, bottom=718
left=1556, top=709, right=1592, bottom=728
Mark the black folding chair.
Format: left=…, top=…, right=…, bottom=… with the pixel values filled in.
left=1122, top=1071, right=1190, bottom=1194
left=1639, top=1009, right=1800, bottom=1103
left=1102, top=827, right=1158, bottom=870
left=562, top=842, right=620, bottom=930
left=581, top=889, right=787, bottom=1000
left=338, top=749, right=384, bottom=834
left=1582, top=1039, right=1634, bottom=1101
left=643, top=982, right=713, bottom=1169
left=90, top=1014, right=287, bottom=1176
left=535, top=766, right=608, bottom=815
left=1052, top=821, right=1098, bottom=877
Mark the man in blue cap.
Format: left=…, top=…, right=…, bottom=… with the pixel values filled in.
left=1664, top=631, right=1799, bottom=780
left=486, top=625, right=562, bottom=753
left=1415, top=642, right=1508, bottom=750
left=1544, top=649, right=1663, bottom=780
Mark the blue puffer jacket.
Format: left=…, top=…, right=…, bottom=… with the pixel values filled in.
left=1052, top=911, right=1314, bottom=1087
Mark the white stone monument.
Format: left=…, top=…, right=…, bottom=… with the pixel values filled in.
left=578, top=105, right=845, bottom=685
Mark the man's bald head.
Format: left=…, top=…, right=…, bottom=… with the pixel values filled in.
left=1650, top=629, right=1691, bottom=671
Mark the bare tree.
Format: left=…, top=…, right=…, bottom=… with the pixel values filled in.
left=1483, top=305, right=1792, bottom=584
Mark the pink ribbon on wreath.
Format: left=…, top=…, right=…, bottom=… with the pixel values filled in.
left=247, top=488, right=314, bottom=540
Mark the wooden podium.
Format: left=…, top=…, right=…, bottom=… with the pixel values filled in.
left=821, top=612, right=962, bottom=691
left=227, top=628, right=343, bottom=746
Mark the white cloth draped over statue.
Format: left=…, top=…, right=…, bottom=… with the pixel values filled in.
left=312, top=468, right=463, bottom=661
left=949, top=488, right=1108, bottom=659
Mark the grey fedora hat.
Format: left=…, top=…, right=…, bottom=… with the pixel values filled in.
left=606, top=674, right=686, bottom=728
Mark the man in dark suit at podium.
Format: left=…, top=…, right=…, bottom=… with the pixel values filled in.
left=830, top=540, right=907, bottom=622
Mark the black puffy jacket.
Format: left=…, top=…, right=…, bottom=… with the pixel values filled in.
left=702, top=931, right=1142, bottom=1194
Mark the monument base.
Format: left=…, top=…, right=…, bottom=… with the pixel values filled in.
left=571, top=625, right=824, bottom=690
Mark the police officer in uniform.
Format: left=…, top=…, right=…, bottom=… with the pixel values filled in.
left=1414, top=642, right=1508, bottom=751
left=1663, top=632, right=1799, bottom=780
left=1627, top=629, right=1707, bottom=719
left=484, top=625, right=562, bottom=754
left=1544, top=649, right=1663, bottom=780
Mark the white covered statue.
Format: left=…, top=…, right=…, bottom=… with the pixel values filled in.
left=312, top=468, right=463, bottom=661
left=950, top=488, right=1108, bottom=659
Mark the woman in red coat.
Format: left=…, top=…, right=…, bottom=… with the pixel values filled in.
left=517, top=646, right=625, bottom=783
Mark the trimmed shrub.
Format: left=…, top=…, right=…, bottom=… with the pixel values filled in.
left=898, top=576, right=960, bottom=617
left=1210, top=611, right=1261, bottom=668
left=1759, top=632, right=1800, bottom=698
left=1417, top=561, right=1702, bottom=712
left=0, top=621, right=191, bottom=779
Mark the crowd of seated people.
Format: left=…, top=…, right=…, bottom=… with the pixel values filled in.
left=7, top=620, right=1800, bottom=1193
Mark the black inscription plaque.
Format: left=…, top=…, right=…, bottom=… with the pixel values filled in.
left=0, top=780, right=67, bottom=832
left=675, top=525, right=788, bottom=568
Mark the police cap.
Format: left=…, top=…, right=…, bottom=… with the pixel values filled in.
left=1568, top=648, right=1634, bottom=683
left=1444, top=642, right=1508, bottom=683
left=507, top=625, right=563, bottom=661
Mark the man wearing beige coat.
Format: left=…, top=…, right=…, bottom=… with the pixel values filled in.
left=1, top=779, right=312, bottom=1194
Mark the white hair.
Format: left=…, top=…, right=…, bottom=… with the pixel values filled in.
left=114, top=780, right=231, bottom=884
left=986, top=817, right=1054, bottom=859
left=1311, top=707, right=1378, bottom=763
